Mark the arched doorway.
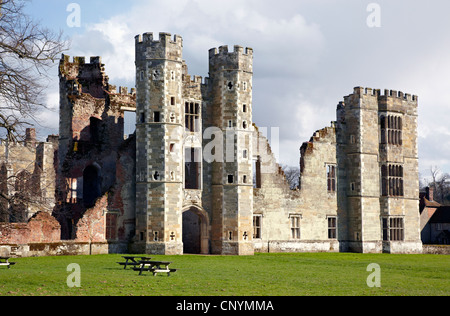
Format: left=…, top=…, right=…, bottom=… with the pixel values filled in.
left=182, top=206, right=209, bottom=254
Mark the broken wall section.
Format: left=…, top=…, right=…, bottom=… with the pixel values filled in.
left=252, top=122, right=340, bottom=253
left=252, top=126, right=303, bottom=252
left=56, top=55, right=137, bottom=249
left=0, top=129, right=56, bottom=223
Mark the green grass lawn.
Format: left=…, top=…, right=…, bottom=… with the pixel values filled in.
left=0, top=252, right=448, bottom=296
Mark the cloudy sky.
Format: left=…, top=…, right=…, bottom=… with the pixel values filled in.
left=27, top=0, right=450, bottom=181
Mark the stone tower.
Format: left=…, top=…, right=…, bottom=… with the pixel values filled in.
left=337, top=87, right=422, bottom=253
left=208, top=46, right=254, bottom=255
left=134, top=32, right=254, bottom=255
left=134, top=33, right=185, bottom=255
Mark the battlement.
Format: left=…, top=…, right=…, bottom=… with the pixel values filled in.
left=108, top=85, right=136, bottom=96
left=135, top=32, right=183, bottom=62
left=351, top=86, right=418, bottom=102
left=135, top=32, right=183, bottom=46
left=209, top=45, right=253, bottom=72
left=59, top=54, right=107, bottom=82
left=208, top=45, right=253, bottom=58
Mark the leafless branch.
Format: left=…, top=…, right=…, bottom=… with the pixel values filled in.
left=0, top=0, right=69, bottom=141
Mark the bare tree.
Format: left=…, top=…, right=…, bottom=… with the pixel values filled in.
left=426, top=166, right=450, bottom=204
left=0, top=0, right=68, bottom=142
left=281, top=164, right=300, bottom=190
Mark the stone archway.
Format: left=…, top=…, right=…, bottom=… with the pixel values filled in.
left=182, top=206, right=209, bottom=254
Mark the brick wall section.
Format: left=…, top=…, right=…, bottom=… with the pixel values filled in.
left=74, top=195, right=107, bottom=243
left=0, top=212, right=60, bottom=244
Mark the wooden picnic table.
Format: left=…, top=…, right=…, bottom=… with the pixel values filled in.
left=133, top=260, right=177, bottom=276
left=117, top=256, right=152, bottom=269
left=0, top=257, right=16, bottom=269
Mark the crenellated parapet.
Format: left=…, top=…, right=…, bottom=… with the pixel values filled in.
left=135, top=32, right=183, bottom=62
left=59, top=54, right=109, bottom=99
left=350, top=86, right=418, bottom=102
left=342, top=86, right=418, bottom=116
left=209, top=45, right=253, bottom=73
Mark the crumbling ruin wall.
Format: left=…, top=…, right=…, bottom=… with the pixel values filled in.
left=253, top=123, right=339, bottom=253
left=0, top=212, right=60, bottom=244
left=56, top=55, right=136, bottom=250
left=0, top=129, right=56, bottom=223
left=252, top=127, right=302, bottom=252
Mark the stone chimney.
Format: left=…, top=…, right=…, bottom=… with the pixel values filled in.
left=25, top=128, right=36, bottom=147
left=426, top=186, right=434, bottom=202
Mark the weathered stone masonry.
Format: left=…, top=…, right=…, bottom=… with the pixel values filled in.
left=0, top=32, right=423, bottom=256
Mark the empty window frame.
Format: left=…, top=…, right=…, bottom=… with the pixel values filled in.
left=290, top=215, right=301, bottom=240
left=253, top=157, right=262, bottom=189
left=185, top=102, right=200, bottom=132
left=328, top=217, right=337, bottom=239
left=153, top=111, right=161, bottom=123
left=327, top=164, right=336, bottom=193
left=381, top=164, right=404, bottom=197
left=90, top=117, right=101, bottom=144
left=253, top=215, right=262, bottom=239
left=185, top=147, right=201, bottom=190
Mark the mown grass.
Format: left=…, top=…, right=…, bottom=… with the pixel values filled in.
left=0, top=252, right=448, bottom=296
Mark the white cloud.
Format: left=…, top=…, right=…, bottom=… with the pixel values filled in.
left=36, top=0, right=450, bottom=174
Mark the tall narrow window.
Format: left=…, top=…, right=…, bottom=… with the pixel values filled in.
left=106, top=213, right=117, bottom=240
left=382, top=218, right=388, bottom=241
left=327, top=165, right=336, bottom=193
left=380, top=116, right=386, bottom=144
left=90, top=117, right=101, bottom=144
left=381, top=165, right=388, bottom=196
left=185, top=147, right=201, bottom=190
left=185, top=102, right=200, bottom=133
left=253, top=157, right=262, bottom=189
left=290, top=215, right=301, bottom=239
left=328, top=217, right=337, bottom=239
left=153, top=111, right=161, bottom=123
left=253, top=215, right=262, bottom=239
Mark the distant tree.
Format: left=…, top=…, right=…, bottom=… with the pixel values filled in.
left=0, top=0, right=68, bottom=142
left=281, top=165, right=300, bottom=190
left=425, top=166, right=450, bottom=204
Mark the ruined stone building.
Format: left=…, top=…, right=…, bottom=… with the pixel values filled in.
left=0, top=32, right=423, bottom=257
left=0, top=129, right=56, bottom=223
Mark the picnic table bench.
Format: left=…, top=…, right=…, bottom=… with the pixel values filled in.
left=117, top=256, right=152, bottom=269
left=0, top=257, right=16, bottom=269
left=133, top=260, right=177, bottom=276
